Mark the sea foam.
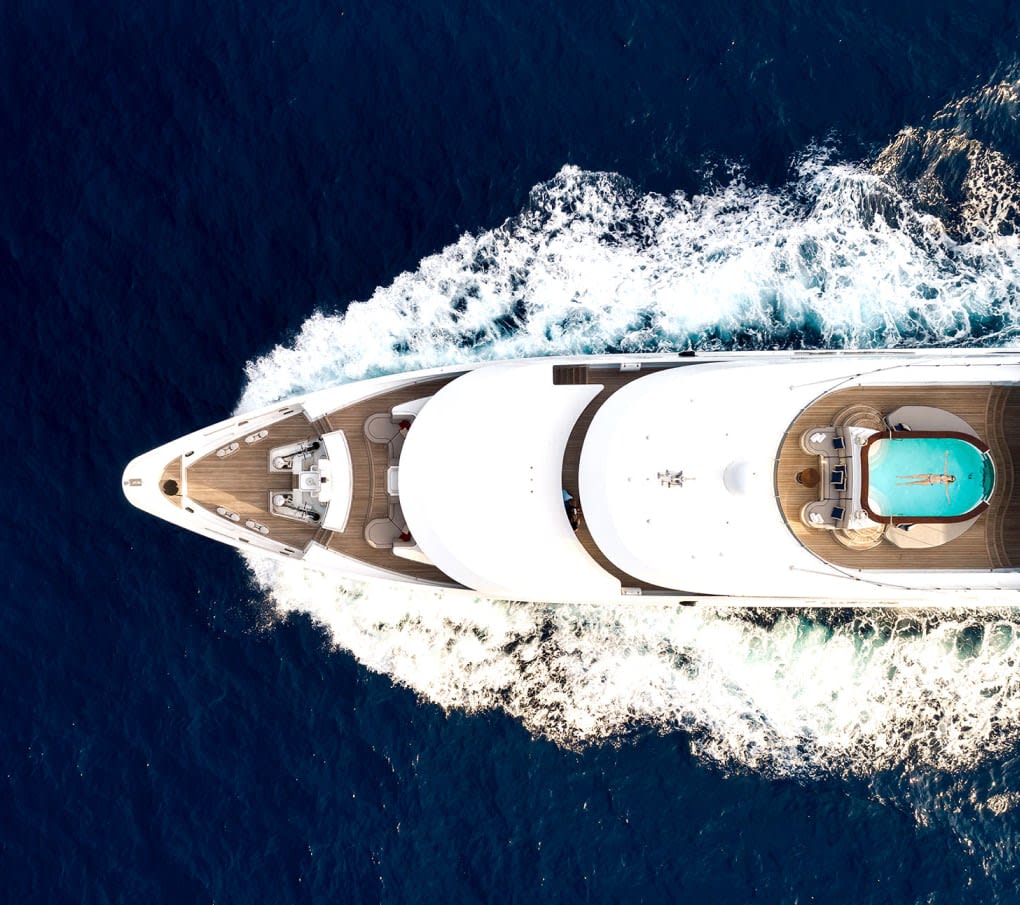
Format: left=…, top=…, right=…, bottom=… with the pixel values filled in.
left=238, top=153, right=1020, bottom=413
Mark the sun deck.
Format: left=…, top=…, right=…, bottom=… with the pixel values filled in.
left=776, top=385, right=1020, bottom=569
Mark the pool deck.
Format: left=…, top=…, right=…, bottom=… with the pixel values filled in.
left=776, top=385, right=1020, bottom=570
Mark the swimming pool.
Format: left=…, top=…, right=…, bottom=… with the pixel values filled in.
left=860, top=431, right=995, bottom=523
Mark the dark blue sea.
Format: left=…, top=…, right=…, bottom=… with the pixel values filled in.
left=6, top=0, right=1020, bottom=901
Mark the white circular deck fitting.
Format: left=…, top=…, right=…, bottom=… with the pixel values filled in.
left=723, top=460, right=759, bottom=495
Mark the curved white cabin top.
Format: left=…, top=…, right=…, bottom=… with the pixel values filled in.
left=580, top=362, right=816, bottom=594
left=400, top=355, right=1020, bottom=600
left=397, top=361, right=622, bottom=599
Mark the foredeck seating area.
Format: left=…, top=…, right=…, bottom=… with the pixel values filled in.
left=777, top=385, right=1020, bottom=569
left=177, top=376, right=464, bottom=583
left=185, top=413, right=324, bottom=549
left=317, top=376, right=462, bottom=584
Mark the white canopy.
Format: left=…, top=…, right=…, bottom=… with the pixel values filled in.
left=397, top=362, right=622, bottom=600
left=578, top=364, right=810, bottom=593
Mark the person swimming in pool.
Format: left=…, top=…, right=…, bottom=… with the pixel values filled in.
left=897, top=452, right=955, bottom=500
left=897, top=473, right=956, bottom=486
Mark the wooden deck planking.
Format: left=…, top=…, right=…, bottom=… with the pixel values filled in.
left=187, top=413, right=322, bottom=549
left=320, top=375, right=463, bottom=584
left=184, top=378, right=465, bottom=580
left=159, top=456, right=183, bottom=508
left=999, top=389, right=1020, bottom=565
left=776, top=385, right=1016, bottom=570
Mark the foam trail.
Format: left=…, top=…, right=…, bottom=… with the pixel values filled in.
left=250, top=558, right=1020, bottom=776
left=239, top=126, right=1020, bottom=779
left=875, top=80, right=1020, bottom=240
left=238, top=156, right=1020, bottom=411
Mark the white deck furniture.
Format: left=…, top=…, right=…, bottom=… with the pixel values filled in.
left=319, top=430, right=353, bottom=532
left=391, top=396, right=432, bottom=422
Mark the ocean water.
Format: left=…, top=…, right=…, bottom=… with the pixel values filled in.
left=6, top=0, right=1020, bottom=901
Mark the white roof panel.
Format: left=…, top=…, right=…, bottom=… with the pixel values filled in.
left=397, top=362, right=622, bottom=601
left=579, top=364, right=814, bottom=593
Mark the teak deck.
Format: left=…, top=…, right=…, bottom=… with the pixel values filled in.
left=184, top=376, right=463, bottom=583
left=187, top=413, right=326, bottom=549
left=775, top=385, right=1020, bottom=570
left=318, top=376, right=460, bottom=584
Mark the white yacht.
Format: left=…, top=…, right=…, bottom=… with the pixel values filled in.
left=122, top=350, right=1020, bottom=605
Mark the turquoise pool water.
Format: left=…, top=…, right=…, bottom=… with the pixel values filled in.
left=865, top=436, right=993, bottom=519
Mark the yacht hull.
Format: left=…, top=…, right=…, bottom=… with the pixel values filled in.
left=123, top=350, right=1020, bottom=606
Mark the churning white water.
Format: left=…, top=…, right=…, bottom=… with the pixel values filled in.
left=238, top=133, right=1020, bottom=776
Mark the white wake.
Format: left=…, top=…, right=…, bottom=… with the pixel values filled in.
left=238, top=144, right=1020, bottom=777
